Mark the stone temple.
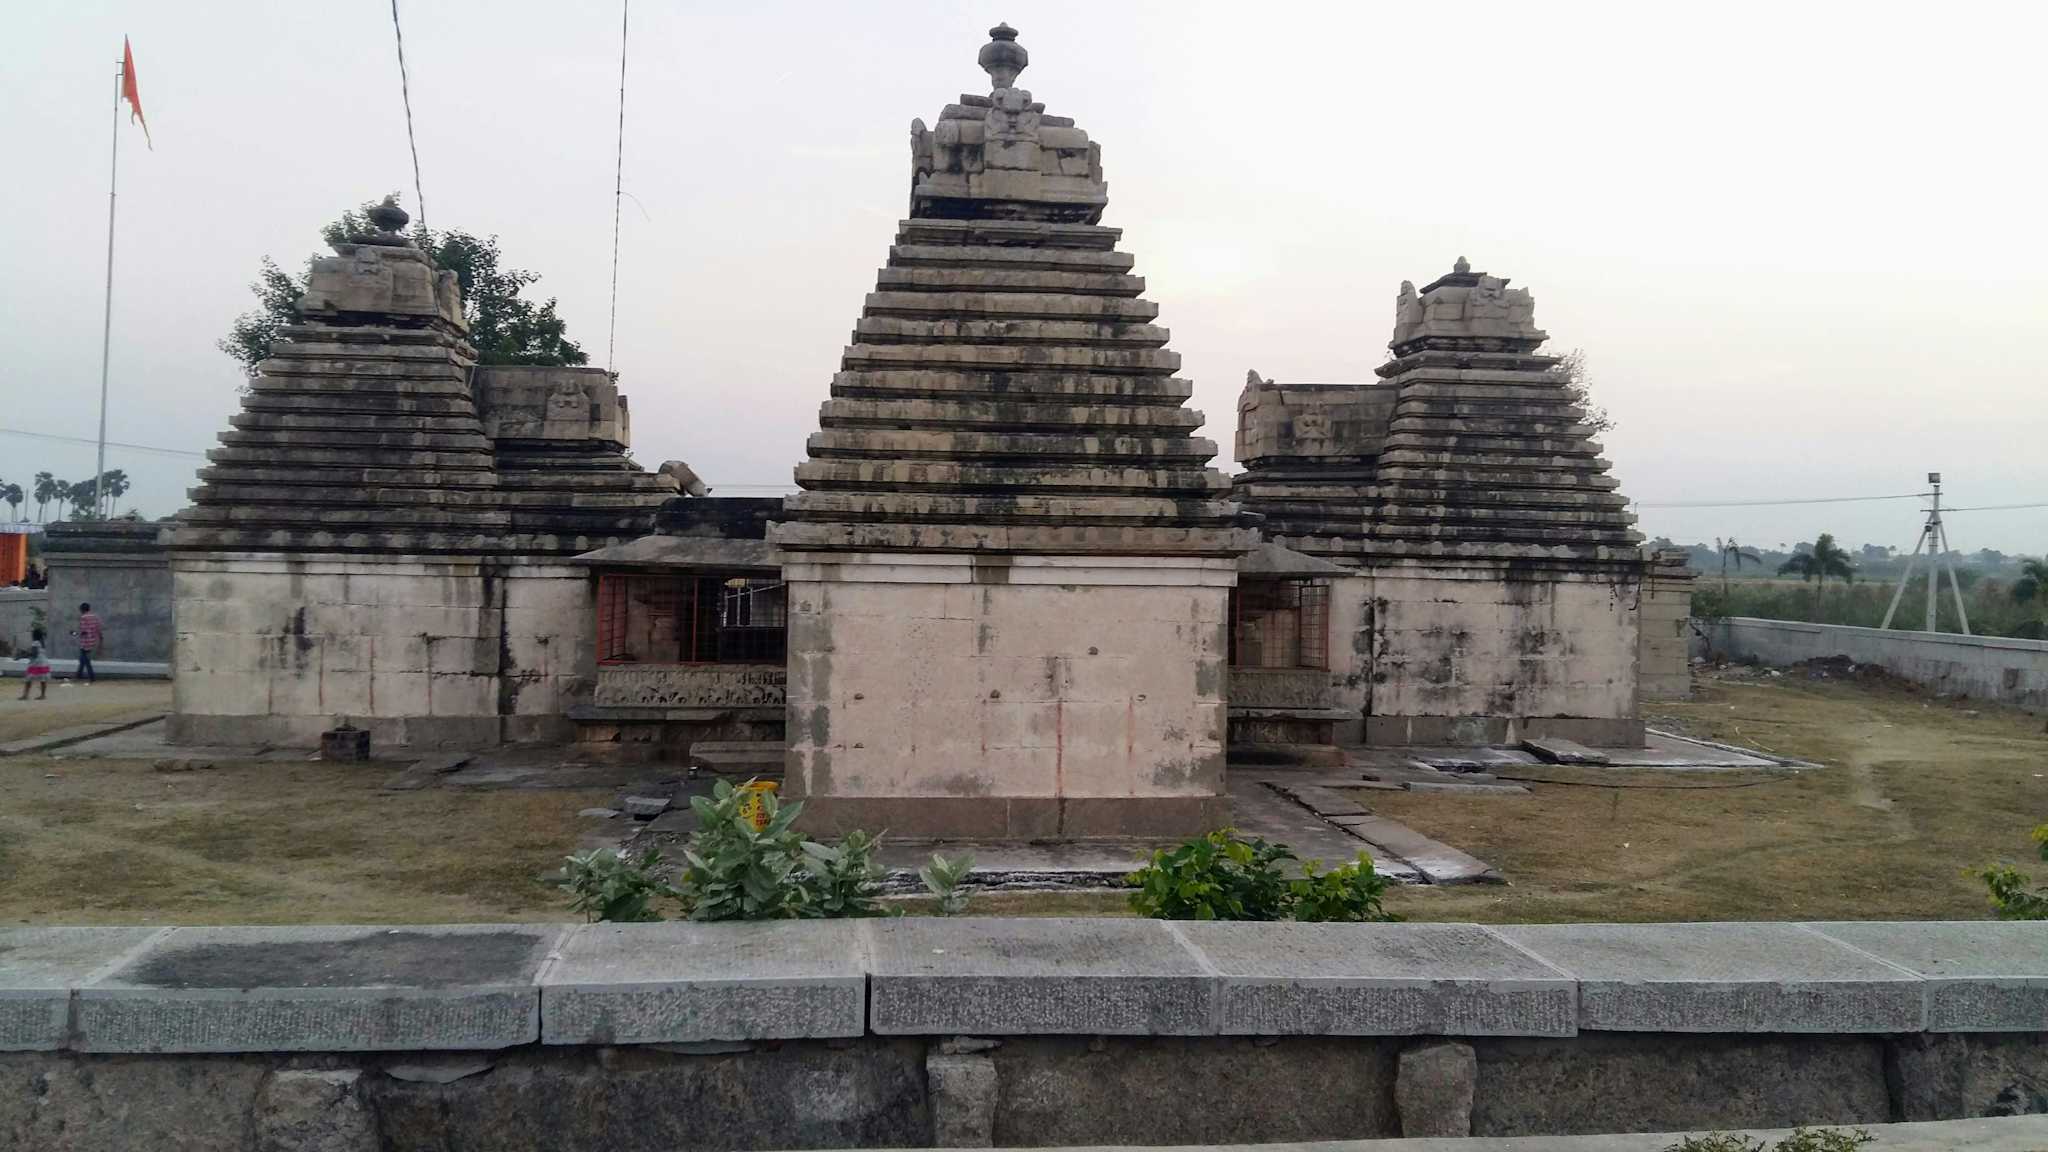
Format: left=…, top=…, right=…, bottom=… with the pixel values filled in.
left=160, top=24, right=1693, bottom=836
left=765, top=24, right=1255, bottom=837
left=1231, top=259, right=1655, bottom=747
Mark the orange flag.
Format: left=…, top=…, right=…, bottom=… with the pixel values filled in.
left=121, top=36, right=151, bottom=149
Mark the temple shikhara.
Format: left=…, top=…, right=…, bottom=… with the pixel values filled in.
left=161, top=25, right=1690, bottom=840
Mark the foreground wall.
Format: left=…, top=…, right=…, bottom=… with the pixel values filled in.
left=1364, top=562, right=1643, bottom=745
left=1707, top=617, right=2048, bottom=713
left=783, top=554, right=1234, bottom=838
left=169, top=555, right=595, bottom=747
left=2, top=919, right=2043, bottom=1151
left=0, top=587, right=46, bottom=658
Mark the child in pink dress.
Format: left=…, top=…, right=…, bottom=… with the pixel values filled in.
left=20, top=635, right=50, bottom=700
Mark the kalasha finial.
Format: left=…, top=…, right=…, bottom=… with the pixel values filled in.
left=1453, top=256, right=1471, bottom=274
left=367, top=194, right=410, bottom=235
left=978, top=23, right=1028, bottom=90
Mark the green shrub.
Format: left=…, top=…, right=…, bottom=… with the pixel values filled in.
left=1976, top=823, right=2048, bottom=920
left=675, top=779, right=898, bottom=921
left=919, top=852, right=976, bottom=915
left=796, top=828, right=890, bottom=919
left=1289, top=855, right=1395, bottom=923
left=1127, top=830, right=1398, bottom=922
left=560, top=846, right=682, bottom=923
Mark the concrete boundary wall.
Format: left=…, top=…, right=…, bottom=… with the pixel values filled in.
left=1707, top=617, right=2048, bottom=712
left=2, top=919, right=2045, bottom=1148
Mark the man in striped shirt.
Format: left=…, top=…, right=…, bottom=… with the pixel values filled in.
left=73, top=602, right=102, bottom=685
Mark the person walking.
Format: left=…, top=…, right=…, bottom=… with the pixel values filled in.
left=72, top=602, right=102, bottom=685
left=20, top=631, right=50, bottom=700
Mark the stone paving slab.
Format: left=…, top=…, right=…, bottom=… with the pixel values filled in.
left=541, top=921, right=865, bottom=1044
left=77, top=924, right=566, bottom=1052
left=864, top=917, right=1215, bottom=1035
left=1495, top=922, right=1925, bottom=1033
left=1519, top=736, right=1611, bottom=766
left=1230, top=780, right=1421, bottom=882
left=0, top=927, right=165, bottom=1050
left=1810, top=920, right=2048, bottom=1031
left=1328, top=815, right=1500, bottom=885
left=1174, top=922, right=1574, bottom=1036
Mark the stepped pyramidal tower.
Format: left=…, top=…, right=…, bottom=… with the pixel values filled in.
left=167, top=199, right=674, bottom=747
left=770, top=25, right=1254, bottom=838
left=1233, top=260, right=1649, bottom=747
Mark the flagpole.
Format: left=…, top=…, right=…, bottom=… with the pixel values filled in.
left=94, top=58, right=121, bottom=519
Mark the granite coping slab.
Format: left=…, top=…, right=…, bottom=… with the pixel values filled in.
left=1173, top=922, right=1575, bottom=1036
left=0, top=927, right=166, bottom=1051
left=1494, top=922, right=1925, bottom=1033
left=76, top=924, right=567, bottom=1053
left=864, top=917, right=1215, bottom=1036
left=1809, top=920, right=2048, bottom=1031
left=540, top=921, right=866, bottom=1044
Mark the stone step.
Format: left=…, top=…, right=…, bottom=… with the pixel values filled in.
left=193, top=465, right=499, bottom=489
left=250, top=361, right=472, bottom=386
left=1388, top=416, right=1598, bottom=439
left=176, top=503, right=516, bottom=528
left=894, top=218, right=1122, bottom=249
left=1377, top=449, right=1616, bottom=471
left=767, top=520, right=1256, bottom=555
left=228, top=411, right=488, bottom=434
left=205, top=446, right=497, bottom=470
left=817, top=397, right=1202, bottom=433
left=1368, top=520, right=1642, bottom=544
left=687, top=741, right=787, bottom=774
left=842, top=343, right=1179, bottom=375
left=862, top=291, right=1159, bottom=323
left=782, top=491, right=1240, bottom=526
left=805, top=428, right=1218, bottom=462
left=794, top=459, right=1230, bottom=495
left=887, top=243, right=1135, bottom=273
left=873, top=267, right=1144, bottom=297
left=852, top=317, right=1169, bottom=348
left=242, top=393, right=476, bottom=416
left=214, top=428, right=493, bottom=451
left=1521, top=736, right=1613, bottom=765
left=830, top=369, right=1191, bottom=404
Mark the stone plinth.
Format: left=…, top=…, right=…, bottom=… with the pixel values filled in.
left=767, top=27, right=1251, bottom=838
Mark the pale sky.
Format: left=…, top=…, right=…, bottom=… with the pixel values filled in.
left=4, top=1, right=2043, bottom=554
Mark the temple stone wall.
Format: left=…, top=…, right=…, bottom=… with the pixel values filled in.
left=168, top=556, right=593, bottom=747
left=1227, top=570, right=1371, bottom=747
left=783, top=555, right=1233, bottom=838
left=1639, top=549, right=1696, bottom=701
left=42, top=520, right=174, bottom=664
left=1363, top=564, right=1642, bottom=746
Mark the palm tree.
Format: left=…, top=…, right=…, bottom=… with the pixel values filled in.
left=32, top=472, right=54, bottom=522
left=0, top=483, right=20, bottom=522
left=1716, top=536, right=1761, bottom=593
left=50, top=480, right=71, bottom=522
left=2014, top=558, right=2048, bottom=609
left=100, top=469, right=131, bottom=513
left=1779, top=532, right=1856, bottom=619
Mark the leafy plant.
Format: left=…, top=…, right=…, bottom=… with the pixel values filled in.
left=678, top=779, right=811, bottom=921
left=1975, top=823, right=2048, bottom=920
left=797, top=828, right=891, bottom=919
left=1127, top=829, right=1298, bottom=921
left=560, top=846, right=682, bottom=923
left=1663, top=1128, right=1872, bottom=1152
left=1288, top=855, right=1397, bottom=923
left=919, top=852, right=977, bottom=915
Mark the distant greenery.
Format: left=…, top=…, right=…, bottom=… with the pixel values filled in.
left=1127, top=829, right=1395, bottom=922
left=221, top=194, right=587, bottom=377
left=3, top=469, right=131, bottom=522
left=1692, top=570, right=2044, bottom=639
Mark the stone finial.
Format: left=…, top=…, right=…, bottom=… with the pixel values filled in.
left=1452, top=256, right=1471, bottom=274
left=978, top=23, right=1028, bottom=90
left=368, top=195, right=410, bottom=235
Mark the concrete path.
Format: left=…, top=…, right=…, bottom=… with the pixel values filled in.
left=867, top=1116, right=2048, bottom=1151
left=0, top=710, right=166, bottom=756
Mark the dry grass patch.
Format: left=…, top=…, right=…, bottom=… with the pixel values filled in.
left=1374, top=674, right=2048, bottom=923
left=0, top=680, right=170, bottom=743
left=0, top=754, right=608, bottom=925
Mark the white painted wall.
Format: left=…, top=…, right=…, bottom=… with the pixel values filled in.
left=1706, top=617, right=2048, bottom=713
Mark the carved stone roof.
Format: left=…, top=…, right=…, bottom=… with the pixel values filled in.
left=768, top=28, right=1252, bottom=558
left=169, top=222, right=673, bottom=556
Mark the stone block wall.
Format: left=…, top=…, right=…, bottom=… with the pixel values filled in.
left=3, top=918, right=2045, bottom=1149
left=0, top=588, right=47, bottom=658
left=42, top=519, right=174, bottom=663
left=168, top=556, right=595, bottom=747
left=1363, top=562, right=1642, bottom=745
left=1707, top=617, right=2048, bottom=713
left=1227, top=571, right=1372, bottom=747
left=1640, top=551, right=1696, bottom=701
left=783, top=554, right=1234, bottom=838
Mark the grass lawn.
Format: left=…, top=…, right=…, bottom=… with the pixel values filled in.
left=1373, top=671, right=2048, bottom=923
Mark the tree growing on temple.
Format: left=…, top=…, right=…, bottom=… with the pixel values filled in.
left=1551, top=348, right=1615, bottom=434
left=220, top=196, right=587, bottom=378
